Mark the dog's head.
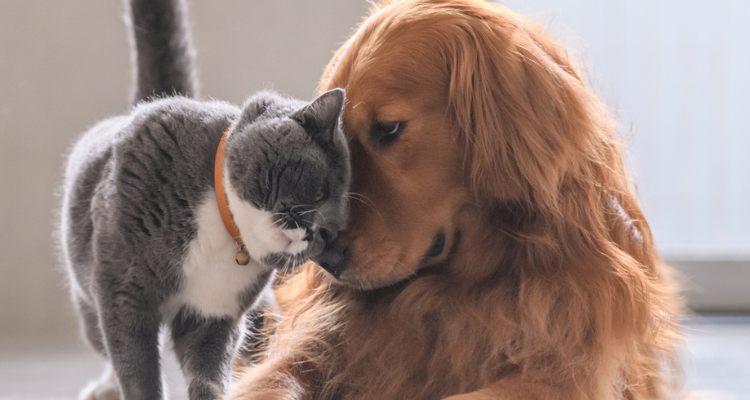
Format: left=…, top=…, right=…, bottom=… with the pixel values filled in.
left=312, top=0, right=616, bottom=289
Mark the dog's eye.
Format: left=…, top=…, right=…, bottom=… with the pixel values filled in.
left=370, top=121, right=405, bottom=147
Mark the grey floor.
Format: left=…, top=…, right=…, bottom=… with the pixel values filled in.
left=0, top=316, right=748, bottom=400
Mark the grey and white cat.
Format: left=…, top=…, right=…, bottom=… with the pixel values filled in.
left=59, top=1, right=349, bottom=399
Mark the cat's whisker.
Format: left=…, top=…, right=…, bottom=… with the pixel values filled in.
left=290, top=205, right=310, bottom=212
left=282, top=254, right=292, bottom=278
left=313, top=267, right=332, bottom=294
left=345, top=192, right=388, bottom=226
left=307, top=222, right=321, bottom=230
left=344, top=192, right=376, bottom=209
left=312, top=209, right=327, bottom=223
left=344, top=193, right=378, bottom=215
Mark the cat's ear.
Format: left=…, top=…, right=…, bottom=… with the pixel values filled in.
left=292, top=88, right=345, bottom=141
left=242, top=92, right=276, bottom=121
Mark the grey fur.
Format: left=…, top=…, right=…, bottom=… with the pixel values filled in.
left=169, top=308, right=241, bottom=399
left=227, top=89, right=350, bottom=268
left=125, top=0, right=198, bottom=104
left=62, top=2, right=349, bottom=399
left=62, top=91, right=349, bottom=400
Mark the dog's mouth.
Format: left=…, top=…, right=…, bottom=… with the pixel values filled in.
left=352, top=229, right=462, bottom=296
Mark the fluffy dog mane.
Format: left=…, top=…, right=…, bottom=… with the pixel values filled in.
left=232, top=1, right=680, bottom=399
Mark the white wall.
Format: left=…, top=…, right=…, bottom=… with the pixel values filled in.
left=0, top=0, right=369, bottom=337
left=500, top=0, right=750, bottom=261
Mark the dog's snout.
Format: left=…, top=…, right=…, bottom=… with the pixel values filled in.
left=319, top=228, right=333, bottom=244
left=310, top=241, right=350, bottom=278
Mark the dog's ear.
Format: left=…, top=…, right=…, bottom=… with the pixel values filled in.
left=445, top=10, right=604, bottom=211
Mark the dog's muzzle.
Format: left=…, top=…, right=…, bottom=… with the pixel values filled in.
left=310, top=239, right=350, bottom=278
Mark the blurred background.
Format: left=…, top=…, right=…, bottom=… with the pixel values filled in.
left=503, top=0, right=750, bottom=313
left=0, top=0, right=747, bottom=398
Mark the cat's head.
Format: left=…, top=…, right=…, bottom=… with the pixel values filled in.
left=224, top=89, right=349, bottom=270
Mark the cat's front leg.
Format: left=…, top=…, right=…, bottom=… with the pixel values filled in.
left=97, top=287, right=164, bottom=400
left=170, top=307, right=244, bottom=400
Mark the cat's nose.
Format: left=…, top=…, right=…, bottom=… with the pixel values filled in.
left=310, top=240, right=350, bottom=278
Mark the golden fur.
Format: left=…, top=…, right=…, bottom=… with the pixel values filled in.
left=230, top=1, right=680, bottom=399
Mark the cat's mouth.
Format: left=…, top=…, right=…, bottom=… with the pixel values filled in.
left=281, top=228, right=309, bottom=254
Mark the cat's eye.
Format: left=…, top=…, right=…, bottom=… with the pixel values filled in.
left=315, top=187, right=327, bottom=202
left=370, top=121, right=405, bottom=148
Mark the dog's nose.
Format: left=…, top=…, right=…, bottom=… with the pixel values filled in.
left=310, top=240, right=350, bottom=278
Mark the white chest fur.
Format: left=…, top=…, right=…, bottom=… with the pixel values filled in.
left=163, top=194, right=271, bottom=320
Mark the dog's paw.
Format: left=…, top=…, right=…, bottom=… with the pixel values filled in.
left=79, top=364, right=121, bottom=400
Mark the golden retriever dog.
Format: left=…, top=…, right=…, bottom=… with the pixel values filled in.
left=230, top=0, right=680, bottom=398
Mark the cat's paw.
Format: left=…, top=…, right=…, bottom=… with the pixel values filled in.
left=79, top=364, right=121, bottom=400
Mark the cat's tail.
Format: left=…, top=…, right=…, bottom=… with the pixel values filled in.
left=124, top=0, right=198, bottom=105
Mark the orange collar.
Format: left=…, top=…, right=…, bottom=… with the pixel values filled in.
left=214, top=125, right=250, bottom=265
